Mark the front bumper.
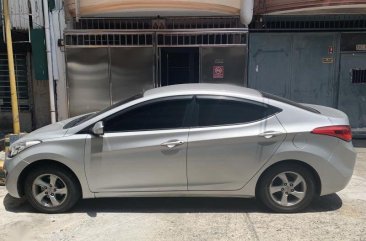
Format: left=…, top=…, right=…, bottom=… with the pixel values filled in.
left=4, top=154, right=29, bottom=198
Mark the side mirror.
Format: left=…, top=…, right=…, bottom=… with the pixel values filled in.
left=92, top=121, right=104, bottom=136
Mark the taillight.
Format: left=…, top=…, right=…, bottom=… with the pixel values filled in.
left=311, top=125, right=352, bottom=142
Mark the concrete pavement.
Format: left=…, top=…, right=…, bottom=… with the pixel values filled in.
left=0, top=148, right=365, bottom=241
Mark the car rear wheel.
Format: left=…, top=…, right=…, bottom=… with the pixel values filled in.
left=256, top=163, right=316, bottom=213
left=24, top=166, right=80, bottom=213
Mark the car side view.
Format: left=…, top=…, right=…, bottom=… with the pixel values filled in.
left=4, top=84, right=356, bottom=213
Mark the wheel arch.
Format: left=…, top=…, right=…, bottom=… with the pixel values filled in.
left=17, top=160, right=83, bottom=197
left=255, top=160, right=322, bottom=196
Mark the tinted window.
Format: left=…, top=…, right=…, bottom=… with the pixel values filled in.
left=196, top=96, right=279, bottom=127
left=261, top=92, right=320, bottom=114
left=74, top=93, right=143, bottom=128
left=104, top=97, right=192, bottom=132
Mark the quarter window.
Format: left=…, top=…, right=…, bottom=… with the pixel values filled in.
left=195, top=96, right=280, bottom=127
left=104, top=97, right=192, bottom=132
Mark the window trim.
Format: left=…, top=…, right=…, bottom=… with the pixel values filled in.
left=190, top=95, right=282, bottom=129
left=100, top=95, right=195, bottom=133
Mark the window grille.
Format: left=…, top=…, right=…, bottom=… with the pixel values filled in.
left=156, top=31, right=247, bottom=47
left=72, top=17, right=244, bottom=30
left=65, top=30, right=247, bottom=47
left=352, top=69, right=366, bottom=84
left=250, top=15, right=366, bottom=31
left=64, top=31, right=154, bottom=47
left=0, top=53, right=30, bottom=111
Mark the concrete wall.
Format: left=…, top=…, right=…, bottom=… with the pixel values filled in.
left=32, top=79, right=51, bottom=129
left=0, top=112, right=32, bottom=134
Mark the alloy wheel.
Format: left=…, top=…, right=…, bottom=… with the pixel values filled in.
left=269, top=171, right=307, bottom=207
left=32, top=174, right=68, bottom=208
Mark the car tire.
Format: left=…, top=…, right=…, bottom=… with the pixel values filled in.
left=256, top=163, right=316, bottom=213
left=24, top=166, right=81, bottom=213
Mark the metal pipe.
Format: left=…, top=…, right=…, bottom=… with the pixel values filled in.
left=75, top=0, right=80, bottom=22
left=43, top=0, right=57, bottom=123
left=3, top=0, right=21, bottom=134
left=49, top=13, right=59, bottom=81
left=240, top=0, right=254, bottom=26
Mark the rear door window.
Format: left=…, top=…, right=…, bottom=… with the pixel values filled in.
left=261, top=92, right=320, bottom=114
left=194, top=96, right=281, bottom=127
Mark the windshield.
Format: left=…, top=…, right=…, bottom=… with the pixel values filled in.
left=64, top=93, right=143, bottom=128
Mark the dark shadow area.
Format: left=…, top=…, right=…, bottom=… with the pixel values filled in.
left=4, top=193, right=342, bottom=215
left=353, top=139, right=366, bottom=148
left=0, top=131, right=8, bottom=151
left=3, top=194, right=29, bottom=211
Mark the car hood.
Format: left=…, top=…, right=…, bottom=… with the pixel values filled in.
left=13, top=115, right=85, bottom=144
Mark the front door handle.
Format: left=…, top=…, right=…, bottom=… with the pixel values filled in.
left=259, top=131, right=284, bottom=139
left=161, top=140, right=185, bottom=149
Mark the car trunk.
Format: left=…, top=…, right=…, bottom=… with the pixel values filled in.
left=302, top=104, right=350, bottom=126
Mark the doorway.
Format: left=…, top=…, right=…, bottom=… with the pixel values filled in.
left=160, top=48, right=199, bottom=86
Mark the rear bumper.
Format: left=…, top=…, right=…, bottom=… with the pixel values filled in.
left=320, top=141, right=357, bottom=196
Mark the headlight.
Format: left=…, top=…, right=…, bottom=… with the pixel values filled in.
left=9, top=140, right=41, bottom=158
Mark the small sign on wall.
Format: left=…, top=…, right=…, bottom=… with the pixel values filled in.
left=213, top=66, right=224, bottom=79
left=322, top=57, right=334, bottom=64
left=356, top=44, right=366, bottom=51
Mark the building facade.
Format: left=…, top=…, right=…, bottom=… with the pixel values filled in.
left=248, top=15, right=366, bottom=132
left=2, top=0, right=366, bottom=134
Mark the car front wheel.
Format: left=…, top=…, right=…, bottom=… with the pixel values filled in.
left=24, top=166, right=80, bottom=213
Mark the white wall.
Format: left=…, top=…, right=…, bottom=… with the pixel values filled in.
left=6, top=0, right=44, bottom=31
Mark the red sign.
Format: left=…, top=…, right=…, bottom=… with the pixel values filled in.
left=328, top=46, right=334, bottom=54
left=213, top=66, right=224, bottom=79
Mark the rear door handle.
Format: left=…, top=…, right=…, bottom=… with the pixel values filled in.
left=259, top=131, right=284, bottom=139
left=161, top=140, right=185, bottom=149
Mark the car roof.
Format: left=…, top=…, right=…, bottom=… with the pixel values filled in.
left=143, top=83, right=262, bottom=99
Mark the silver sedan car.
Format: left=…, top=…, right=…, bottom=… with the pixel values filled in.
left=4, top=84, right=356, bottom=213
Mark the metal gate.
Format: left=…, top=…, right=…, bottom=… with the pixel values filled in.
left=337, top=33, right=366, bottom=131
left=0, top=53, right=30, bottom=111
left=0, top=53, right=32, bottom=132
left=65, top=17, right=248, bottom=117
left=248, top=33, right=339, bottom=107
left=338, top=53, right=366, bottom=130
left=154, top=30, right=247, bottom=87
